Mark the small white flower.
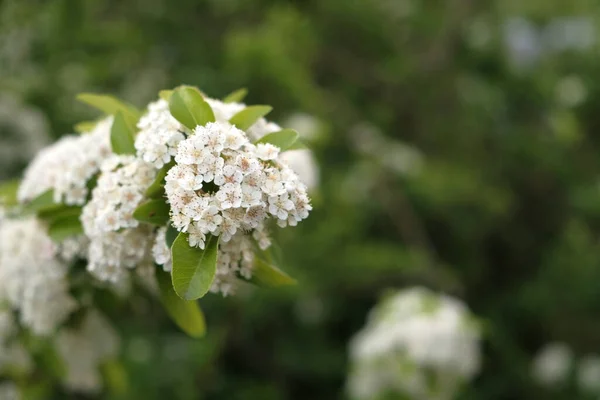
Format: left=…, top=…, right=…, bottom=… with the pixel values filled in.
left=256, top=143, right=280, bottom=160
left=268, top=194, right=294, bottom=220
left=215, top=183, right=243, bottom=209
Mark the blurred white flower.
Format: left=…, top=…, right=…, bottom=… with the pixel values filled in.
left=18, top=117, right=113, bottom=205
left=347, top=287, right=481, bottom=400
left=578, top=355, right=600, bottom=394
left=0, top=381, right=20, bottom=400
left=532, top=342, right=573, bottom=388
left=56, top=309, right=120, bottom=394
left=555, top=75, right=587, bottom=108
left=0, top=218, right=77, bottom=336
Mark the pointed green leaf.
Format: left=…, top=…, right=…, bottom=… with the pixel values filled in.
left=159, top=90, right=173, bottom=101
left=169, top=86, right=215, bottom=130
left=22, top=190, right=62, bottom=215
left=74, top=120, right=98, bottom=134
left=171, top=233, right=220, bottom=300
left=229, top=105, right=273, bottom=131
left=223, top=88, right=248, bottom=103
left=250, top=258, right=297, bottom=287
left=287, top=139, right=308, bottom=150
left=133, top=199, right=170, bottom=225
left=145, top=161, right=174, bottom=199
left=156, top=269, right=206, bottom=337
left=110, top=111, right=137, bottom=155
left=165, top=225, right=179, bottom=248
left=76, top=93, right=140, bottom=119
left=256, top=129, right=299, bottom=151
left=0, top=180, right=20, bottom=207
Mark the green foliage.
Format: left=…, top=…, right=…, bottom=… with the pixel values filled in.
left=256, top=129, right=299, bottom=151
left=132, top=199, right=170, bottom=225
left=76, top=93, right=140, bottom=120
left=0, top=180, right=20, bottom=207
left=46, top=215, right=84, bottom=242
left=156, top=269, right=206, bottom=338
left=168, top=86, right=215, bottom=130
left=223, top=87, right=248, bottom=103
left=144, top=162, right=174, bottom=199
left=110, top=111, right=137, bottom=155
left=250, top=258, right=297, bottom=287
left=171, top=233, right=220, bottom=301
left=21, top=190, right=62, bottom=215
left=6, top=0, right=600, bottom=399
left=229, top=105, right=272, bottom=131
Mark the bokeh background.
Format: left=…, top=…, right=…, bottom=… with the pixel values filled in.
left=2, top=0, right=600, bottom=398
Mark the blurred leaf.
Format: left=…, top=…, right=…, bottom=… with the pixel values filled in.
left=229, top=105, right=272, bottom=130
left=256, top=128, right=299, bottom=151
left=169, top=86, right=215, bottom=130
left=159, top=90, right=173, bottom=101
left=76, top=93, right=140, bottom=120
left=101, top=359, right=129, bottom=396
left=223, top=87, right=248, bottom=103
left=133, top=199, right=170, bottom=225
left=110, top=110, right=137, bottom=155
left=22, top=190, right=62, bottom=215
left=0, top=179, right=20, bottom=207
left=145, top=161, right=174, bottom=199
left=47, top=215, right=84, bottom=242
left=249, top=257, right=297, bottom=287
left=74, top=120, right=98, bottom=133
left=171, top=233, right=219, bottom=300
left=156, top=269, right=206, bottom=338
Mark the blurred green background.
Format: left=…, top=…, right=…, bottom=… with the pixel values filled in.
left=3, top=0, right=600, bottom=398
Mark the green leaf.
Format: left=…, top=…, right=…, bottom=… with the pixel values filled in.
left=169, top=86, right=215, bottom=130
left=287, top=139, right=308, bottom=150
left=74, top=120, right=98, bottom=133
left=223, top=88, right=248, bottom=103
left=165, top=225, right=179, bottom=248
left=145, top=161, right=174, bottom=199
left=256, top=129, right=299, bottom=151
left=171, top=233, right=220, bottom=300
left=156, top=269, right=206, bottom=337
left=250, top=257, right=297, bottom=287
left=47, top=215, right=84, bottom=242
left=0, top=180, right=20, bottom=207
left=22, top=190, right=62, bottom=215
left=101, top=359, right=129, bottom=396
left=159, top=90, right=173, bottom=101
left=39, top=205, right=82, bottom=221
left=76, top=93, right=140, bottom=120
left=110, top=110, right=137, bottom=155
left=133, top=199, right=170, bottom=225
left=229, top=105, right=272, bottom=131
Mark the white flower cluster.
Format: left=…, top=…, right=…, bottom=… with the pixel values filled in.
left=135, top=99, right=184, bottom=169
left=532, top=342, right=573, bottom=388
left=18, top=117, right=113, bottom=205
left=135, top=97, right=281, bottom=170
left=56, top=309, right=120, bottom=394
left=532, top=342, right=600, bottom=395
left=82, top=156, right=156, bottom=282
left=159, top=121, right=311, bottom=295
left=348, top=287, right=481, bottom=400
left=0, top=381, right=20, bottom=400
left=0, top=218, right=77, bottom=336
